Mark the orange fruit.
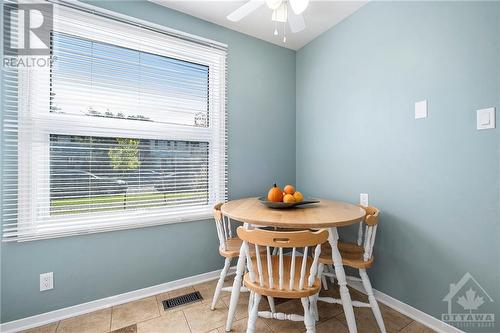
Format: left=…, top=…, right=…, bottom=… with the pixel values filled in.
left=283, top=194, right=296, bottom=203
left=267, top=183, right=283, bottom=202
left=284, top=184, right=295, bottom=195
left=293, top=191, right=304, bottom=202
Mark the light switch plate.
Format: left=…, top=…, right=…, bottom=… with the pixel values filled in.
left=477, top=107, right=495, bottom=130
left=415, top=100, right=427, bottom=119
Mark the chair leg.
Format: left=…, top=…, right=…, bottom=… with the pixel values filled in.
left=318, top=263, right=325, bottom=282
left=211, top=257, right=232, bottom=310
left=248, top=291, right=255, bottom=317
left=359, top=269, right=387, bottom=333
left=267, top=296, right=276, bottom=313
left=246, top=293, right=262, bottom=333
left=311, top=295, right=319, bottom=322
left=301, top=297, right=316, bottom=333
left=328, top=264, right=335, bottom=284
left=321, top=275, right=329, bottom=290
left=311, top=294, right=320, bottom=322
left=314, top=263, right=325, bottom=321
left=226, top=246, right=246, bottom=332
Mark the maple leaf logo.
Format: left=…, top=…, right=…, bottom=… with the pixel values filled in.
left=457, top=288, right=484, bottom=313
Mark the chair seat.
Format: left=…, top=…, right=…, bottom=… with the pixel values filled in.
left=219, top=237, right=265, bottom=258
left=219, top=237, right=244, bottom=257
left=319, top=241, right=374, bottom=269
left=244, top=255, right=321, bottom=298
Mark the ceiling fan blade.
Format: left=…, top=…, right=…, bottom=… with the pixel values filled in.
left=289, top=0, right=309, bottom=15
left=227, top=1, right=265, bottom=22
left=288, top=12, right=305, bottom=33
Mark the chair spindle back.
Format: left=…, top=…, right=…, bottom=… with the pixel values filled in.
left=214, top=203, right=232, bottom=251
left=356, top=205, right=380, bottom=261
left=237, top=227, right=329, bottom=291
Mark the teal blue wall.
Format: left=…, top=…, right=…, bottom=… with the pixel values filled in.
left=0, top=1, right=296, bottom=322
left=296, top=0, right=499, bottom=327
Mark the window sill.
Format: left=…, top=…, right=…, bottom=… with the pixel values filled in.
left=5, top=208, right=213, bottom=242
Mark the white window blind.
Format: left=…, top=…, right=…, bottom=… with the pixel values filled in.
left=1, top=2, right=227, bottom=241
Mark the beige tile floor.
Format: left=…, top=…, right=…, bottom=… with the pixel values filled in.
left=22, top=276, right=437, bottom=333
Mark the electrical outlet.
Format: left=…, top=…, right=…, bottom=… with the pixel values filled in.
left=360, top=193, right=369, bottom=207
left=40, top=272, right=53, bottom=291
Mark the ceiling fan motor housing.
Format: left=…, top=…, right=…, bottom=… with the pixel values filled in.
left=266, top=0, right=283, bottom=10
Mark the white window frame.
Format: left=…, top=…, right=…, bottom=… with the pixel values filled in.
left=17, top=4, right=227, bottom=240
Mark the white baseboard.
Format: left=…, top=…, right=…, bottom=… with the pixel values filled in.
left=347, top=281, right=465, bottom=333
left=1, top=268, right=463, bottom=333
left=0, top=267, right=236, bottom=333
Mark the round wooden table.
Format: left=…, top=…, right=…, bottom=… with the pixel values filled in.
left=222, top=197, right=365, bottom=333
left=222, top=197, right=365, bottom=229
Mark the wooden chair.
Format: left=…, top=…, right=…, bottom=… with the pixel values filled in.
left=237, top=227, right=329, bottom=333
left=212, top=204, right=276, bottom=313
left=317, top=205, right=387, bottom=333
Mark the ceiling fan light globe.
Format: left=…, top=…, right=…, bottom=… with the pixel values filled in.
left=266, top=0, right=283, bottom=10
left=289, top=0, right=309, bottom=15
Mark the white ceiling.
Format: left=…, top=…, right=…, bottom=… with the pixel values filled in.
left=150, top=1, right=368, bottom=50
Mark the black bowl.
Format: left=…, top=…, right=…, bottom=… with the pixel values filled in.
left=258, top=197, right=320, bottom=209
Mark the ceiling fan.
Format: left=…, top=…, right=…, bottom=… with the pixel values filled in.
left=227, top=0, right=309, bottom=42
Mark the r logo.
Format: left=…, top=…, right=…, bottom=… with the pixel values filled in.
left=4, top=3, right=53, bottom=56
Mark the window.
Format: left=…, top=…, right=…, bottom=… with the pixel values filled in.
left=2, top=4, right=227, bottom=241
